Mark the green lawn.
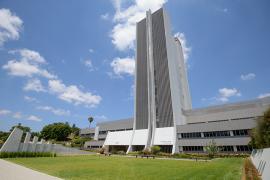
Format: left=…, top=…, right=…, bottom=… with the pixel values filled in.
left=7, top=155, right=243, bottom=180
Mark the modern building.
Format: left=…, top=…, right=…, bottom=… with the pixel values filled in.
left=81, top=8, right=270, bottom=154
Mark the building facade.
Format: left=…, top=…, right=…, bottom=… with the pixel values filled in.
left=81, top=8, right=270, bottom=154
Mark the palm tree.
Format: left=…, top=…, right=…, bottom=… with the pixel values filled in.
left=88, top=117, right=94, bottom=128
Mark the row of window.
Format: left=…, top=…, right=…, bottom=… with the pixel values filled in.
left=233, top=129, right=249, bottom=136
left=187, top=116, right=256, bottom=125
left=204, top=131, right=231, bottom=137
left=99, top=128, right=133, bottom=135
left=181, top=145, right=252, bottom=152
left=179, top=129, right=249, bottom=139
left=182, top=146, right=203, bottom=152
left=237, top=145, right=252, bottom=152
left=87, top=146, right=102, bottom=149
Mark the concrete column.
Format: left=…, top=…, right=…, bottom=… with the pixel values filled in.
left=22, top=132, right=31, bottom=151
left=24, top=132, right=31, bottom=143
left=39, top=139, right=46, bottom=152
left=0, top=127, right=23, bottom=152
left=94, top=126, right=99, bottom=141
left=179, top=146, right=183, bottom=153
left=233, top=146, right=237, bottom=152
left=203, top=146, right=207, bottom=152
left=230, top=131, right=234, bottom=136
left=31, top=136, right=38, bottom=152
left=45, top=141, right=52, bottom=152
left=201, top=132, right=204, bottom=138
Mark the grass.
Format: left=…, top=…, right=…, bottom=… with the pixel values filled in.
left=7, top=155, right=243, bottom=180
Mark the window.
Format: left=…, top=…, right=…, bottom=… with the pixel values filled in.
left=219, top=146, right=234, bottom=152
left=182, top=146, right=203, bottom=152
left=203, top=131, right=230, bottom=138
left=179, top=132, right=201, bottom=139
left=233, top=129, right=249, bottom=136
left=98, top=138, right=105, bottom=141
left=99, top=131, right=107, bottom=135
left=89, top=146, right=101, bottom=148
left=236, top=145, right=252, bottom=152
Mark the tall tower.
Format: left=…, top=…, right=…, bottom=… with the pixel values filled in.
left=134, top=8, right=192, bottom=151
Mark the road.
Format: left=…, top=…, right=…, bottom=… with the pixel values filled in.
left=0, top=159, right=62, bottom=180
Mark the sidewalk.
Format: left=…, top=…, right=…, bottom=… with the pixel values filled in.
left=0, top=159, right=62, bottom=180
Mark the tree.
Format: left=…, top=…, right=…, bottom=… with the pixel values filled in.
left=71, top=124, right=80, bottom=136
left=250, top=108, right=270, bottom=149
left=88, top=117, right=94, bottom=128
left=205, top=140, right=219, bottom=158
left=71, top=137, right=91, bottom=148
left=0, top=131, right=10, bottom=143
left=40, top=122, right=72, bottom=141
left=10, top=123, right=31, bottom=133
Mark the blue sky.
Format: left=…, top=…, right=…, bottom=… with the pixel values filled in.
left=0, top=0, right=269, bottom=132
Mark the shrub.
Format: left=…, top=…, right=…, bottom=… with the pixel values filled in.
left=243, top=158, right=261, bottom=180
left=157, top=152, right=171, bottom=157
left=151, top=146, right=161, bottom=155
left=117, top=151, right=126, bottom=155
left=98, top=147, right=105, bottom=154
left=0, top=152, right=56, bottom=158
left=142, top=148, right=151, bottom=155
left=205, top=140, right=219, bottom=158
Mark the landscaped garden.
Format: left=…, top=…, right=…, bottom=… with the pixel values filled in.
left=7, top=155, right=244, bottom=180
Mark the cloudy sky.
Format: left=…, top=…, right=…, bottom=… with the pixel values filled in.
left=0, top=0, right=269, bottom=131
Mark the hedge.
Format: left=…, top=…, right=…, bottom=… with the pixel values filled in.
left=0, top=152, right=56, bottom=158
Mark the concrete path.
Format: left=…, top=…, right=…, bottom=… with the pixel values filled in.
left=0, top=159, right=62, bottom=180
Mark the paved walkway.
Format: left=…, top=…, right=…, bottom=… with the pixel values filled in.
left=0, top=159, right=62, bottom=180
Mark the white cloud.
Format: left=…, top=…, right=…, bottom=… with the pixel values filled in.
left=174, top=32, right=191, bottom=62
left=258, top=93, right=270, bottom=99
left=111, top=0, right=167, bottom=51
left=83, top=59, right=95, bottom=71
left=240, top=73, right=256, bottom=81
left=24, top=95, right=39, bottom=103
left=3, top=49, right=56, bottom=79
left=0, top=109, right=11, bottom=115
left=13, top=112, right=22, bottom=119
left=203, top=88, right=241, bottom=104
left=36, top=106, right=70, bottom=116
left=110, top=57, right=135, bottom=76
left=48, top=80, right=102, bottom=107
left=217, top=88, right=241, bottom=102
left=101, top=13, right=109, bottom=20
left=0, top=8, right=23, bottom=46
left=27, top=115, right=42, bottom=122
left=223, top=8, right=228, bottom=13
left=23, top=79, right=46, bottom=92
left=10, top=49, right=46, bottom=64
left=89, top=48, right=94, bottom=53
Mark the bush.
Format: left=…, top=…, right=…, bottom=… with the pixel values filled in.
left=142, top=148, right=151, bottom=155
left=243, top=158, right=261, bottom=180
left=98, top=147, right=105, bottom=154
left=151, top=146, right=161, bottom=155
left=128, top=151, right=141, bottom=156
left=0, top=152, right=56, bottom=158
left=117, top=151, right=126, bottom=155
left=157, top=152, right=171, bottom=157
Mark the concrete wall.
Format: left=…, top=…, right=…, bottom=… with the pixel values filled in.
left=0, top=128, right=23, bottom=152
left=0, top=128, right=90, bottom=155
left=251, top=148, right=270, bottom=180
